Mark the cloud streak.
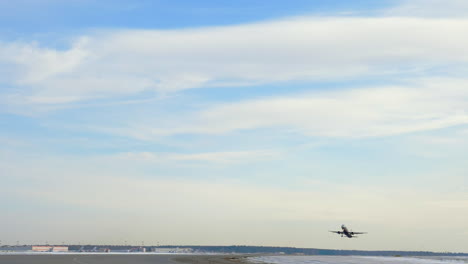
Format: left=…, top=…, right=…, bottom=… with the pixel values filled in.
left=114, top=150, right=280, bottom=164
left=93, top=78, right=468, bottom=139
left=2, top=16, right=468, bottom=108
left=387, top=0, right=468, bottom=17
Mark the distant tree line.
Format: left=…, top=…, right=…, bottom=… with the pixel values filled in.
left=66, top=245, right=468, bottom=256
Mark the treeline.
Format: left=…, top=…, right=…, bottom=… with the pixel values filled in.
left=162, top=245, right=467, bottom=256
left=67, top=245, right=468, bottom=256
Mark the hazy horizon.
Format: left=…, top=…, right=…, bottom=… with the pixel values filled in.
left=1, top=0, right=467, bottom=252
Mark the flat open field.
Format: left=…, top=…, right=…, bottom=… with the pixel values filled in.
left=248, top=256, right=468, bottom=264
left=3, top=254, right=467, bottom=264
left=0, top=254, right=248, bottom=264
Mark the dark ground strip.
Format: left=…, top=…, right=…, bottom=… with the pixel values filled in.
left=0, top=254, right=251, bottom=264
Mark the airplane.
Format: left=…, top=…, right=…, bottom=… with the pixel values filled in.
left=330, top=224, right=367, bottom=238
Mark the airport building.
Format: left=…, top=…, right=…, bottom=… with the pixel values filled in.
left=32, top=246, right=69, bottom=252
left=152, top=247, right=193, bottom=253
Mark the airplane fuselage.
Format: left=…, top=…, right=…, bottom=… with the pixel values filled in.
left=341, top=225, right=353, bottom=238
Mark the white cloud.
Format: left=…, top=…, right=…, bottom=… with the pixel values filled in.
left=387, top=0, right=468, bottom=17
left=114, top=150, right=280, bottom=164
left=101, top=78, right=468, bottom=139
left=0, top=38, right=88, bottom=84
left=2, top=17, right=468, bottom=107
left=430, top=199, right=468, bottom=209
left=4, top=150, right=465, bottom=227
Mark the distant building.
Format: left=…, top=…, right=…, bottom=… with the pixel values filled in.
left=130, top=247, right=146, bottom=252
left=52, top=246, right=69, bottom=252
left=32, top=246, right=68, bottom=252
left=32, top=246, right=50, bottom=252
left=153, top=247, right=193, bottom=253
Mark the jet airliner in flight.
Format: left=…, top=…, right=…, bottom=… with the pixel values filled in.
left=330, top=224, right=367, bottom=238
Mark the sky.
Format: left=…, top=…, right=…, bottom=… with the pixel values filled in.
left=1, top=0, right=467, bottom=252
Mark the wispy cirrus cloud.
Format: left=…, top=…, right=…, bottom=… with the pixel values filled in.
left=85, top=78, right=468, bottom=139
left=387, top=0, right=468, bottom=17
left=114, top=150, right=280, bottom=164
left=1, top=16, right=468, bottom=110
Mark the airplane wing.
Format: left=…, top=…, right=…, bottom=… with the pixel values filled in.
left=350, top=232, right=367, bottom=235
left=329, top=231, right=342, bottom=234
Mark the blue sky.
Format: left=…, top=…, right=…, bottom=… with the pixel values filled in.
left=0, top=0, right=391, bottom=36
left=1, top=0, right=468, bottom=251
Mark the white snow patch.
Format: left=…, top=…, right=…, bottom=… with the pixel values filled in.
left=248, top=256, right=468, bottom=264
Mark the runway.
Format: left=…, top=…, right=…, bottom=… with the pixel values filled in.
left=0, top=254, right=248, bottom=264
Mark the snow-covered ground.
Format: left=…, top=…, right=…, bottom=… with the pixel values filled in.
left=248, top=256, right=468, bottom=264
